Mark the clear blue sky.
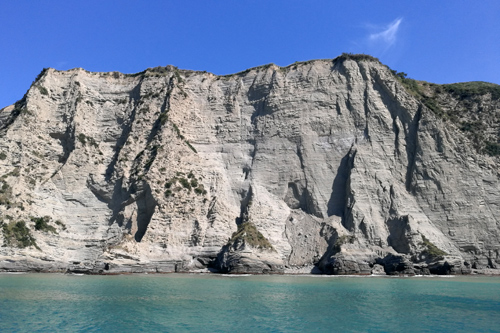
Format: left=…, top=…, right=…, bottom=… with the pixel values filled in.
left=1, top=1, right=499, bottom=108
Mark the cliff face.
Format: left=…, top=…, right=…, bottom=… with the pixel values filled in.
left=1, top=55, right=499, bottom=274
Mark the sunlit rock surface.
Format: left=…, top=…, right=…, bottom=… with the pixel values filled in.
left=1, top=55, right=499, bottom=274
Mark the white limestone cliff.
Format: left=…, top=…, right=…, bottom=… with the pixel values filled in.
left=0, top=55, right=499, bottom=274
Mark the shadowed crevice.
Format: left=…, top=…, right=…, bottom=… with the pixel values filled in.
left=134, top=181, right=157, bottom=242
left=339, top=148, right=357, bottom=231
left=405, top=106, right=423, bottom=192
left=386, top=215, right=411, bottom=254
left=105, top=78, right=144, bottom=181
left=147, top=75, right=175, bottom=144
left=235, top=185, right=253, bottom=226
left=327, top=150, right=352, bottom=217
left=0, top=97, right=27, bottom=135
left=284, top=182, right=321, bottom=217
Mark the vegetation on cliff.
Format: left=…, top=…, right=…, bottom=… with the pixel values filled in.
left=229, top=222, right=274, bottom=250
left=1, top=220, right=38, bottom=249
left=392, top=71, right=500, bottom=156
left=420, top=235, right=448, bottom=258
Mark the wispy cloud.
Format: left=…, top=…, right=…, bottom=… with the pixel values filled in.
left=55, top=61, right=69, bottom=69
left=368, top=18, right=403, bottom=48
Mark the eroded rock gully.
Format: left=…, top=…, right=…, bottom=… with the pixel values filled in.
left=1, top=56, right=499, bottom=275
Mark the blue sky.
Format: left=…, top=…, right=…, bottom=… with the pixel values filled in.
left=1, top=1, right=499, bottom=108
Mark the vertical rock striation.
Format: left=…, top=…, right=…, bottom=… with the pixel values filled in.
left=0, top=55, right=499, bottom=274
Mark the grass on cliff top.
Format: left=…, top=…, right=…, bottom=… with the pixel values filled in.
left=443, top=81, right=500, bottom=100
left=229, top=222, right=274, bottom=250
left=395, top=74, right=446, bottom=116
left=392, top=71, right=500, bottom=157
left=120, top=53, right=380, bottom=80
left=220, top=53, right=381, bottom=78
left=335, top=53, right=381, bottom=63
left=1, top=220, right=39, bottom=249
left=393, top=72, right=500, bottom=103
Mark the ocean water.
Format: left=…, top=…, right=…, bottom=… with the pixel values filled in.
left=0, top=274, right=499, bottom=332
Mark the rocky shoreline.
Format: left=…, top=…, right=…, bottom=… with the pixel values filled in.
left=2, top=255, right=499, bottom=276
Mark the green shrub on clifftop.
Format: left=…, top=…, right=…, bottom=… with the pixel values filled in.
left=336, top=53, right=380, bottom=63
left=391, top=72, right=500, bottom=157
left=443, top=81, right=500, bottom=100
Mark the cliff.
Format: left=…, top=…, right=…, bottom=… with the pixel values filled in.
left=1, top=54, right=499, bottom=275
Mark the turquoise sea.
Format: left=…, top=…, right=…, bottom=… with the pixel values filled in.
left=0, top=274, right=499, bottom=332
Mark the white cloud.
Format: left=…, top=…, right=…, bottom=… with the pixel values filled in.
left=55, top=61, right=69, bottom=69
left=369, top=18, right=402, bottom=48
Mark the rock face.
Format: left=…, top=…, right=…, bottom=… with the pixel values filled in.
left=1, top=54, right=499, bottom=274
